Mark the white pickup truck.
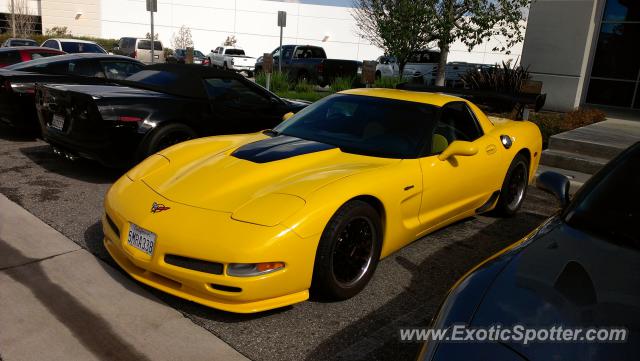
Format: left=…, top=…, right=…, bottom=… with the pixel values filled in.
left=207, top=46, right=255, bottom=76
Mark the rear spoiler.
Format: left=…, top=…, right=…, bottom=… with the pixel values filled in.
left=396, top=83, right=546, bottom=120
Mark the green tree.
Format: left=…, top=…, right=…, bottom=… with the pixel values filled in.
left=427, top=0, right=530, bottom=86
left=352, top=0, right=431, bottom=77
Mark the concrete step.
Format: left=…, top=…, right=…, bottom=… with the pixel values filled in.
left=548, top=135, right=624, bottom=160
left=540, top=148, right=608, bottom=175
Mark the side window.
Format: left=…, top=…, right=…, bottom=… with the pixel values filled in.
left=43, top=40, right=58, bottom=49
left=216, top=47, right=223, bottom=54
left=432, top=102, right=483, bottom=153
left=204, top=78, right=270, bottom=109
left=101, top=61, right=143, bottom=80
left=0, top=51, right=22, bottom=66
left=48, top=60, right=102, bottom=77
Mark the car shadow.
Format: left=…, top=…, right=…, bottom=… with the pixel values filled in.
left=83, top=220, right=292, bottom=323
left=0, top=123, right=39, bottom=141
left=20, top=145, right=123, bottom=184
left=305, top=211, right=550, bottom=361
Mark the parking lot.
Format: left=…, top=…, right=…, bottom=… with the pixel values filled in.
left=0, top=123, right=557, bottom=361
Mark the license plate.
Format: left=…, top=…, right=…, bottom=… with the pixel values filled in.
left=51, top=114, right=65, bottom=131
left=127, top=223, right=156, bottom=255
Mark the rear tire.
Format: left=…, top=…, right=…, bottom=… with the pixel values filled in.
left=494, top=153, right=529, bottom=216
left=311, top=200, right=382, bottom=300
left=137, top=123, right=196, bottom=161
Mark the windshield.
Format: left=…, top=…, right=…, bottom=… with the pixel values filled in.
left=564, top=143, right=640, bottom=247
left=273, top=94, right=437, bottom=158
left=126, top=70, right=177, bottom=86
left=225, top=49, right=245, bottom=56
left=61, top=42, right=106, bottom=54
left=194, top=50, right=205, bottom=57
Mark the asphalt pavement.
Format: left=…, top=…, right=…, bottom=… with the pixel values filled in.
left=0, top=123, right=557, bottom=361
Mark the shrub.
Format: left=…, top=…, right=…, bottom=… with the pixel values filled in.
left=294, top=80, right=315, bottom=93
left=255, top=71, right=290, bottom=93
left=330, top=77, right=354, bottom=93
left=461, top=60, right=531, bottom=94
left=529, top=107, right=606, bottom=148
left=373, top=76, right=402, bottom=89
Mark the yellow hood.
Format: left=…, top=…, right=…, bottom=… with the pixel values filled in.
left=141, top=134, right=396, bottom=212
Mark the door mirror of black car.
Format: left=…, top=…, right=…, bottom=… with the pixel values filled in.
left=536, top=171, right=570, bottom=207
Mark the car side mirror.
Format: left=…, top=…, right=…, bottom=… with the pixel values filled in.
left=437, top=141, right=478, bottom=161
left=536, top=171, right=570, bottom=207
left=282, top=112, right=294, bottom=121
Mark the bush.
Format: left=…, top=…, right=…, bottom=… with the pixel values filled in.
left=330, top=77, right=354, bottom=93
left=374, top=76, right=402, bottom=89
left=530, top=107, right=606, bottom=148
left=461, top=60, right=531, bottom=94
left=255, top=71, right=290, bottom=93
left=294, top=80, right=315, bottom=93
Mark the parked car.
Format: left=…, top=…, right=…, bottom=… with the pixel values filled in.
left=255, top=45, right=360, bottom=86
left=1, top=38, right=38, bottom=47
left=375, top=55, right=399, bottom=79
left=417, top=143, right=640, bottom=361
left=100, top=88, right=542, bottom=313
left=0, top=54, right=143, bottom=133
left=401, top=50, right=441, bottom=80
left=0, top=46, right=64, bottom=68
left=112, top=37, right=165, bottom=64
left=207, top=46, right=255, bottom=76
left=41, top=38, right=107, bottom=54
left=34, top=64, right=309, bottom=167
left=168, top=49, right=206, bottom=65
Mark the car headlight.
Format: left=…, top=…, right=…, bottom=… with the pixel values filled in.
left=227, top=262, right=285, bottom=277
left=126, top=154, right=169, bottom=182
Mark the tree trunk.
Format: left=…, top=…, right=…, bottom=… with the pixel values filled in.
left=435, top=42, right=449, bottom=87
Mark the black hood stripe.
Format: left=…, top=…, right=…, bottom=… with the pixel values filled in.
left=232, top=135, right=336, bottom=163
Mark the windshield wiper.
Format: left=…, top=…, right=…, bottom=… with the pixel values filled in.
left=263, top=129, right=280, bottom=137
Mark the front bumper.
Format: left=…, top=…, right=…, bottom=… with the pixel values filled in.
left=102, top=177, right=316, bottom=313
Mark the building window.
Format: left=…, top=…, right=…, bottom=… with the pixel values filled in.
left=586, top=0, right=640, bottom=109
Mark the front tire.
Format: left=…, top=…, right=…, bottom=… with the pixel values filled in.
left=311, top=200, right=382, bottom=300
left=494, top=153, right=529, bottom=216
left=137, top=123, right=196, bottom=161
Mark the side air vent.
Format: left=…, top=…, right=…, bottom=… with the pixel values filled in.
left=105, top=213, right=120, bottom=238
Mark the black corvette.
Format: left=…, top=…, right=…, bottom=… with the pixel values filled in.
left=35, top=64, right=309, bottom=167
left=0, top=54, right=143, bottom=133
left=419, top=142, right=639, bottom=360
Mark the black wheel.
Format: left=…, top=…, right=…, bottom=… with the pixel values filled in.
left=246, top=71, right=254, bottom=78
left=223, top=62, right=228, bottom=70
left=137, top=123, right=196, bottom=160
left=297, top=71, right=309, bottom=83
left=312, top=200, right=382, bottom=300
left=207, top=58, right=213, bottom=67
left=494, top=154, right=529, bottom=216
left=375, top=70, right=381, bottom=80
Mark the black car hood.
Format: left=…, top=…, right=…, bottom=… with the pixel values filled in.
left=470, top=219, right=640, bottom=360
left=282, top=98, right=311, bottom=112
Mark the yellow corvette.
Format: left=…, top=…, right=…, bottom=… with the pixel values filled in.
left=102, top=88, right=542, bottom=313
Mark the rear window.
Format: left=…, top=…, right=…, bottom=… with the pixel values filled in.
left=30, top=51, right=62, bottom=60
left=225, top=49, right=245, bottom=56
left=137, top=40, right=163, bottom=51
left=61, top=42, right=106, bottom=54
left=293, top=47, right=326, bottom=59
left=10, top=39, right=38, bottom=46
left=0, top=51, right=22, bottom=66
left=126, top=70, right=177, bottom=86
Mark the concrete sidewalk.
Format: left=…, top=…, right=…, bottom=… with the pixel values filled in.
left=0, top=194, right=248, bottom=361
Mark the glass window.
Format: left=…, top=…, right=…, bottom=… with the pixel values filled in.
left=225, top=49, right=245, bottom=56
left=29, top=51, right=61, bottom=60
left=47, top=60, right=103, bottom=77
left=565, top=144, right=640, bottom=247
left=137, top=40, right=163, bottom=51
left=101, top=61, right=144, bottom=80
left=603, top=0, right=640, bottom=22
left=10, top=39, right=37, bottom=46
left=126, top=70, right=178, bottom=86
left=0, top=51, right=22, bottom=66
left=591, top=23, right=640, bottom=80
left=586, top=79, right=635, bottom=107
left=272, top=94, right=437, bottom=159
left=42, top=40, right=59, bottom=49
left=433, top=102, right=483, bottom=146
left=204, top=78, right=270, bottom=109
left=61, top=42, right=106, bottom=54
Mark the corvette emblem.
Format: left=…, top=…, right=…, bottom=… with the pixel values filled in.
left=151, top=202, right=170, bottom=213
